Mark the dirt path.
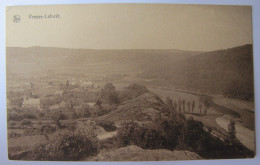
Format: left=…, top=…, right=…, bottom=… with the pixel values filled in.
left=97, top=130, right=117, bottom=140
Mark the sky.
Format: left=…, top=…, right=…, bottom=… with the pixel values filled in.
left=6, top=4, right=252, bottom=51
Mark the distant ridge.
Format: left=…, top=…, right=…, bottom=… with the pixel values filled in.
left=142, top=44, right=254, bottom=101
left=6, top=44, right=254, bottom=101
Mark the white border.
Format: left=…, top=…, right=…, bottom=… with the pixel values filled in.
left=0, top=0, right=259, bottom=165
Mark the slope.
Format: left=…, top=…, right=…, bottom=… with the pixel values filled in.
left=142, top=44, right=254, bottom=101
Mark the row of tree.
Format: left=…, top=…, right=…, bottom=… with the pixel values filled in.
left=165, top=97, right=210, bottom=115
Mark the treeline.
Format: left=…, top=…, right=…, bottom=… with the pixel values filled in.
left=224, top=79, right=254, bottom=101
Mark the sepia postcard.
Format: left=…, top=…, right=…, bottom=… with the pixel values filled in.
left=6, top=4, right=255, bottom=161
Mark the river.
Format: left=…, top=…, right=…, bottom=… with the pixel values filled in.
left=114, top=81, right=255, bottom=151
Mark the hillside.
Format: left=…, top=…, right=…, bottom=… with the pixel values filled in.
left=7, top=44, right=254, bottom=101
left=6, top=47, right=200, bottom=86
left=6, top=47, right=200, bottom=66
left=142, top=44, right=254, bottom=101
left=99, top=92, right=165, bottom=123
left=6, top=47, right=200, bottom=75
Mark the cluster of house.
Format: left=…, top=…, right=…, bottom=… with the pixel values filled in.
left=19, top=80, right=100, bottom=112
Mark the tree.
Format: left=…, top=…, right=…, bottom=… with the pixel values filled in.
left=187, top=101, right=191, bottom=112
left=30, top=82, right=34, bottom=88
left=191, top=100, right=195, bottom=113
left=228, top=120, right=236, bottom=140
left=10, top=97, right=24, bottom=107
left=178, top=116, right=204, bottom=150
left=177, top=99, right=182, bottom=113
left=166, top=97, right=173, bottom=107
left=174, top=100, right=178, bottom=112
left=182, top=99, right=186, bottom=113
left=100, top=83, right=119, bottom=105
left=38, top=112, right=45, bottom=119
left=203, top=107, right=208, bottom=115
left=66, top=80, right=69, bottom=88
left=198, top=103, right=202, bottom=114
left=203, top=100, right=210, bottom=115
left=96, top=99, right=102, bottom=107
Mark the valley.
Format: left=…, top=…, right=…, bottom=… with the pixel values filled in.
left=6, top=45, right=255, bottom=160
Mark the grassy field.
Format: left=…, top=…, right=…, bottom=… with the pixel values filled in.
left=8, top=135, right=48, bottom=159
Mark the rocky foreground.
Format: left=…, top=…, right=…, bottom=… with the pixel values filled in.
left=87, top=145, right=202, bottom=161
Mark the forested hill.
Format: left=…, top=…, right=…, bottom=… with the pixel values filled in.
left=6, top=44, right=254, bottom=101
left=6, top=47, right=200, bottom=65
left=142, top=44, right=254, bottom=101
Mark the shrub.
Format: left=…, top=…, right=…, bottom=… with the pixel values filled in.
left=24, top=113, right=37, bottom=120
left=228, top=120, right=236, bottom=140
left=96, top=120, right=117, bottom=132
left=58, top=112, right=68, bottom=120
left=23, top=128, right=39, bottom=136
left=93, top=106, right=107, bottom=117
left=177, top=116, right=205, bottom=150
left=116, top=116, right=254, bottom=159
left=116, top=121, right=179, bottom=150
left=22, top=124, right=56, bottom=136
left=37, top=112, right=45, bottom=119
left=7, top=112, right=24, bottom=121
left=40, top=124, right=57, bottom=135
left=99, top=136, right=118, bottom=151
left=50, top=111, right=68, bottom=120
left=8, top=112, right=37, bottom=121
left=7, top=121, right=17, bottom=127
left=116, top=121, right=141, bottom=147
left=118, top=83, right=149, bottom=102
left=99, top=83, right=119, bottom=105
left=8, top=131, right=22, bottom=138
left=10, top=97, right=23, bottom=107
left=177, top=117, right=254, bottom=159
left=32, top=129, right=98, bottom=160
left=21, top=119, right=32, bottom=126
left=74, top=106, right=92, bottom=118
